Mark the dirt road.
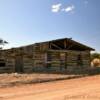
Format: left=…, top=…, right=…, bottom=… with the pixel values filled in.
left=0, top=75, right=100, bottom=100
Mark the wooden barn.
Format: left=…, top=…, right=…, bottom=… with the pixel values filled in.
left=0, top=38, right=94, bottom=73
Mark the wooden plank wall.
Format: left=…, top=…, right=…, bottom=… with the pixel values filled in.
left=43, top=50, right=90, bottom=72
left=0, top=51, right=15, bottom=73
left=23, top=55, right=33, bottom=73
left=0, top=42, right=91, bottom=73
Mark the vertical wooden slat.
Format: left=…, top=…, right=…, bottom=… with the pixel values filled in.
left=64, top=40, right=67, bottom=49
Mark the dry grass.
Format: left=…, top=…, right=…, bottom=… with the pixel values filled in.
left=0, top=73, right=83, bottom=88
left=91, top=58, right=100, bottom=67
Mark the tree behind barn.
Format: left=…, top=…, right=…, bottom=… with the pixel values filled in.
left=0, top=38, right=8, bottom=49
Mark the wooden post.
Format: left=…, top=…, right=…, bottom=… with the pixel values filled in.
left=49, top=42, right=51, bottom=49
left=64, top=40, right=67, bottom=49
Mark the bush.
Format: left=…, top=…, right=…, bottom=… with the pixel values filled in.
left=91, top=53, right=100, bottom=61
left=91, top=58, right=100, bottom=67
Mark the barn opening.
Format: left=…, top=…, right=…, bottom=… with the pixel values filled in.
left=77, top=54, right=83, bottom=66
left=15, top=56, right=24, bottom=73
left=0, top=59, right=6, bottom=67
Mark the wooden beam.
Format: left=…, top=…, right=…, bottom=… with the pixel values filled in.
left=51, top=43, right=62, bottom=50
left=67, top=44, right=74, bottom=50
left=49, top=42, right=51, bottom=49
left=64, top=40, right=67, bottom=49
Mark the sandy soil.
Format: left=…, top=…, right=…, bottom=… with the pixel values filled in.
left=0, top=75, right=100, bottom=100
left=0, top=73, right=81, bottom=87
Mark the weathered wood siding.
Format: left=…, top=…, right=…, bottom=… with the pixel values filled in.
left=66, top=50, right=90, bottom=71
left=41, top=50, right=90, bottom=72
left=0, top=51, right=15, bottom=73
left=23, top=55, right=33, bottom=73
left=0, top=40, right=92, bottom=73
left=31, top=43, right=47, bottom=71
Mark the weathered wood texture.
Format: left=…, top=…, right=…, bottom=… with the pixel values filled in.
left=0, top=38, right=93, bottom=73
left=0, top=50, right=15, bottom=73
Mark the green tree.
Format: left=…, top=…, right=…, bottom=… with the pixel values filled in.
left=0, top=38, right=8, bottom=49
left=91, top=53, right=100, bottom=61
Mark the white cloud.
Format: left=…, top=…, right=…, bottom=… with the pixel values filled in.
left=51, top=3, right=75, bottom=14
left=62, top=5, right=75, bottom=13
left=51, top=3, right=62, bottom=13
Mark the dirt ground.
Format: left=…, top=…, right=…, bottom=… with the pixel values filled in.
left=0, top=75, right=100, bottom=100
left=0, top=73, right=82, bottom=88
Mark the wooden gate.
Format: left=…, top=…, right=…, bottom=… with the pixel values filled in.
left=15, top=56, right=24, bottom=73
left=60, top=53, right=67, bottom=70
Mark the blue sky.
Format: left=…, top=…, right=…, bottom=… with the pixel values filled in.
left=0, top=0, right=100, bottom=52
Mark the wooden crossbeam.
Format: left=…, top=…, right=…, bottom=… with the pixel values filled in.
left=50, top=43, right=62, bottom=49
left=66, top=44, right=74, bottom=50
